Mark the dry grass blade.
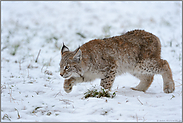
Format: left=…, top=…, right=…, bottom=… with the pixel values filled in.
left=2, top=114, right=11, bottom=121
left=35, top=49, right=41, bottom=63
left=14, top=108, right=21, bottom=119
left=137, top=97, right=143, bottom=105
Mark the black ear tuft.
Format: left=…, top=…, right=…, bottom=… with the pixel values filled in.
left=61, top=43, right=69, bottom=55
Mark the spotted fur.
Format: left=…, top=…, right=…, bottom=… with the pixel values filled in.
left=60, top=30, right=175, bottom=93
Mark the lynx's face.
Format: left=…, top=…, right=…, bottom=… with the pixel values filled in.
left=60, top=44, right=82, bottom=79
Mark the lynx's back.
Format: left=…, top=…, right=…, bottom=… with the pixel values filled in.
left=80, top=30, right=161, bottom=75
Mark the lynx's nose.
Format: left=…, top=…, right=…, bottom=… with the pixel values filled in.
left=60, top=73, right=63, bottom=77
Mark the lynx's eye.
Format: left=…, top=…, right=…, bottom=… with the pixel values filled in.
left=64, top=65, right=70, bottom=70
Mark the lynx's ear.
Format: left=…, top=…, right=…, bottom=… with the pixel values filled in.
left=61, top=43, right=69, bottom=55
left=73, top=49, right=82, bottom=62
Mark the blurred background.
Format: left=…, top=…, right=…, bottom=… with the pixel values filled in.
left=1, top=1, right=182, bottom=77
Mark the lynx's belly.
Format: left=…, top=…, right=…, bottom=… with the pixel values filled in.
left=83, top=71, right=104, bottom=82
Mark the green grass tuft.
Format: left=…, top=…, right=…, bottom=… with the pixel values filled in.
left=10, top=44, right=20, bottom=56
left=83, top=87, right=116, bottom=99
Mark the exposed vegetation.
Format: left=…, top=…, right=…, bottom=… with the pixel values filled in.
left=84, top=87, right=116, bottom=99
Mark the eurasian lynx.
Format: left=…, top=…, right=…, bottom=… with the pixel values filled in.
left=60, top=30, right=175, bottom=93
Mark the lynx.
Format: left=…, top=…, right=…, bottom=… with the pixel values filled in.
left=59, top=30, right=175, bottom=93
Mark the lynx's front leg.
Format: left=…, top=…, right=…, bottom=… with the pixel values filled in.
left=64, top=77, right=83, bottom=93
left=100, top=65, right=116, bottom=90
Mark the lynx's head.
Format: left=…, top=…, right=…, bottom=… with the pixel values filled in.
left=59, top=44, right=83, bottom=79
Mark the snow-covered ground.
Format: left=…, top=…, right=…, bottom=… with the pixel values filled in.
left=1, top=1, right=182, bottom=122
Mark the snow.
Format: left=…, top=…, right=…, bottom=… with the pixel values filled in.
left=1, top=1, right=182, bottom=122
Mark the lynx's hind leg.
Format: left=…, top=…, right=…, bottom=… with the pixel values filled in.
left=131, top=74, right=154, bottom=92
left=160, top=59, right=175, bottom=93
left=134, top=59, right=175, bottom=93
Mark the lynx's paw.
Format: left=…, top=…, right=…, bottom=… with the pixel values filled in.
left=64, top=78, right=75, bottom=93
left=163, top=81, right=175, bottom=93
